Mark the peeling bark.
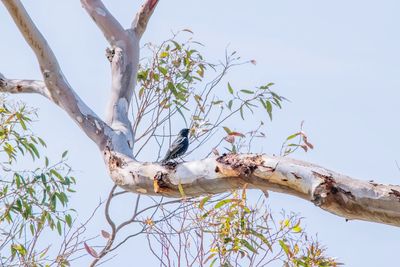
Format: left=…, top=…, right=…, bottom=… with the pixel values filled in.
left=103, top=152, right=400, bottom=227
left=2, top=0, right=400, bottom=228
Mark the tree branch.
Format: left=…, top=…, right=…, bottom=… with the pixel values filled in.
left=80, top=0, right=126, bottom=45
left=132, top=0, right=159, bottom=39
left=79, top=0, right=159, bottom=152
left=105, top=152, right=400, bottom=227
left=81, top=0, right=148, bottom=150
left=0, top=74, right=50, bottom=100
left=1, top=0, right=112, bottom=151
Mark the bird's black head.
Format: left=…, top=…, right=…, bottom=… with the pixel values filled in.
left=179, top=128, right=190, bottom=137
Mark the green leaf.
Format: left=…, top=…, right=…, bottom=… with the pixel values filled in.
left=214, top=198, right=233, bottom=209
left=260, top=98, right=267, bottom=109
left=203, top=253, right=217, bottom=264
left=62, top=150, right=68, bottom=158
left=50, top=169, right=64, bottom=182
left=228, top=83, right=234, bottom=94
left=17, top=113, right=27, bottom=130
left=65, top=214, right=72, bottom=227
left=160, top=51, right=169, bottom=58
left=167, top=82, right=178, bottom=97
left=197, top=66, right=204, bottom=78
left=292, top=225, right=302, bottom=233
left=266, top=100, right=273, bottom=120
left=222, top=126, right=231, bottom=134
left=28, top=143, right=40, bottom=158
left=13, top=244, right=27, bottom=256
left=201, top=211, right=211, bottom=219
left=29, top=224, right=35, bottom=235
left=260, top=82, right=274, bottom=89
left=251, top=229, right=273, bottom=251
left=158, top=66, right=168, bottom=76
left=286, top=132, right=300, bottom=141
left=138, top=87, right=145, bottom=99
left=199, top=195, right=211, bottom=210
left=240, top=106, right=245, bottom=120
left=171, top=40, right=182, bottom=50
left=38, top=137, right=47, bottom=147
left=30, top=136, right=37, bottom=144
left=240, top=89, right=254, bottom=94
left=178, top=181, right=186, bottom=198
left=279, top=240, right=289, bottom=255
left=227, top=100, right=233, bottom=110
left=14, top=173, right=21, bottom=188
left=57, top=221, right=62, bottom=235
left=241, top=239, right=258, bottom=254
left=39, top=246, right=50, bottom=259
left=209, top=258, right=218, bottom=267
left=211, top=100, right=223, bottom=105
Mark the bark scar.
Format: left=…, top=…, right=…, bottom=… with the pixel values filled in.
left=106, top=47, right=115, bottom=62
left=105, top=146, right=126, bottom=170
left=389, top=189, right=400, bottom=202
left=291, top=172, right=302, bottom=179
left=216, top=153, right=265, bottom=177
left=153, top=171, right=171, bottom=193
left=312, top=171, right=355, bottom=206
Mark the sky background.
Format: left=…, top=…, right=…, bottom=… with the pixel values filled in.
left=1, top=0, right=400, bottom=266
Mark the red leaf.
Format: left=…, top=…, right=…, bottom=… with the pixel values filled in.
left=302, top=135, right=314, bottom=149
left=300, top=145, right=308, bottom=152
left=229, top=131, right=245, bottom=137
left=101, top=230, right=110, bottom=239
left=84, top=242, right=98, bottom=258
left=212, top=148, right=220, bottom=156
left=224, top=135, right=235, bottom=144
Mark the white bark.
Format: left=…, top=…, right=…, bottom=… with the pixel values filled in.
left=2, top=0, right=400, bottom=227
left=0, top=75, right=50, bottom=100
left=81, top=0, right=157, bottom=151
left=1, top=0, right=115, bottom=152
left=105, top=152, right=400, bottom=227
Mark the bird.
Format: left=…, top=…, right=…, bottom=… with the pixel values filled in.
left=161, top=128, right=190, bottom=163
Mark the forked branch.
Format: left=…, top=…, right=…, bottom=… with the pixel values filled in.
left=81, top=0, right=157, bottom=150
left=1, top=0, right=111, bottom=150
left=132, top=0, right=159, bottom=38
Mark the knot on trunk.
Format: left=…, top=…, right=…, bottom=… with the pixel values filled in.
left=312, top=171, right=354, bottom=206
left=153, top=171, right=172, bottom=193
left=105, top=47, right=115, bottom=62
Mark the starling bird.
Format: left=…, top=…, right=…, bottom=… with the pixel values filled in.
left=161, top=128, right=190, bottom=162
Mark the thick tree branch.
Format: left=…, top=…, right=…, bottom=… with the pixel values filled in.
left=81, top=0, right=147, bottom=150
left=104, top=152, right=400, bottom=227
left=80, top=0, right=126, bottom=45
left=132, top=0, right=159, bottom=39
left=1, top=0, right=112, bottom=151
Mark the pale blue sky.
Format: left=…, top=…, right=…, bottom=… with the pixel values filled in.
left=1, top=0, right=400, bottom=266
